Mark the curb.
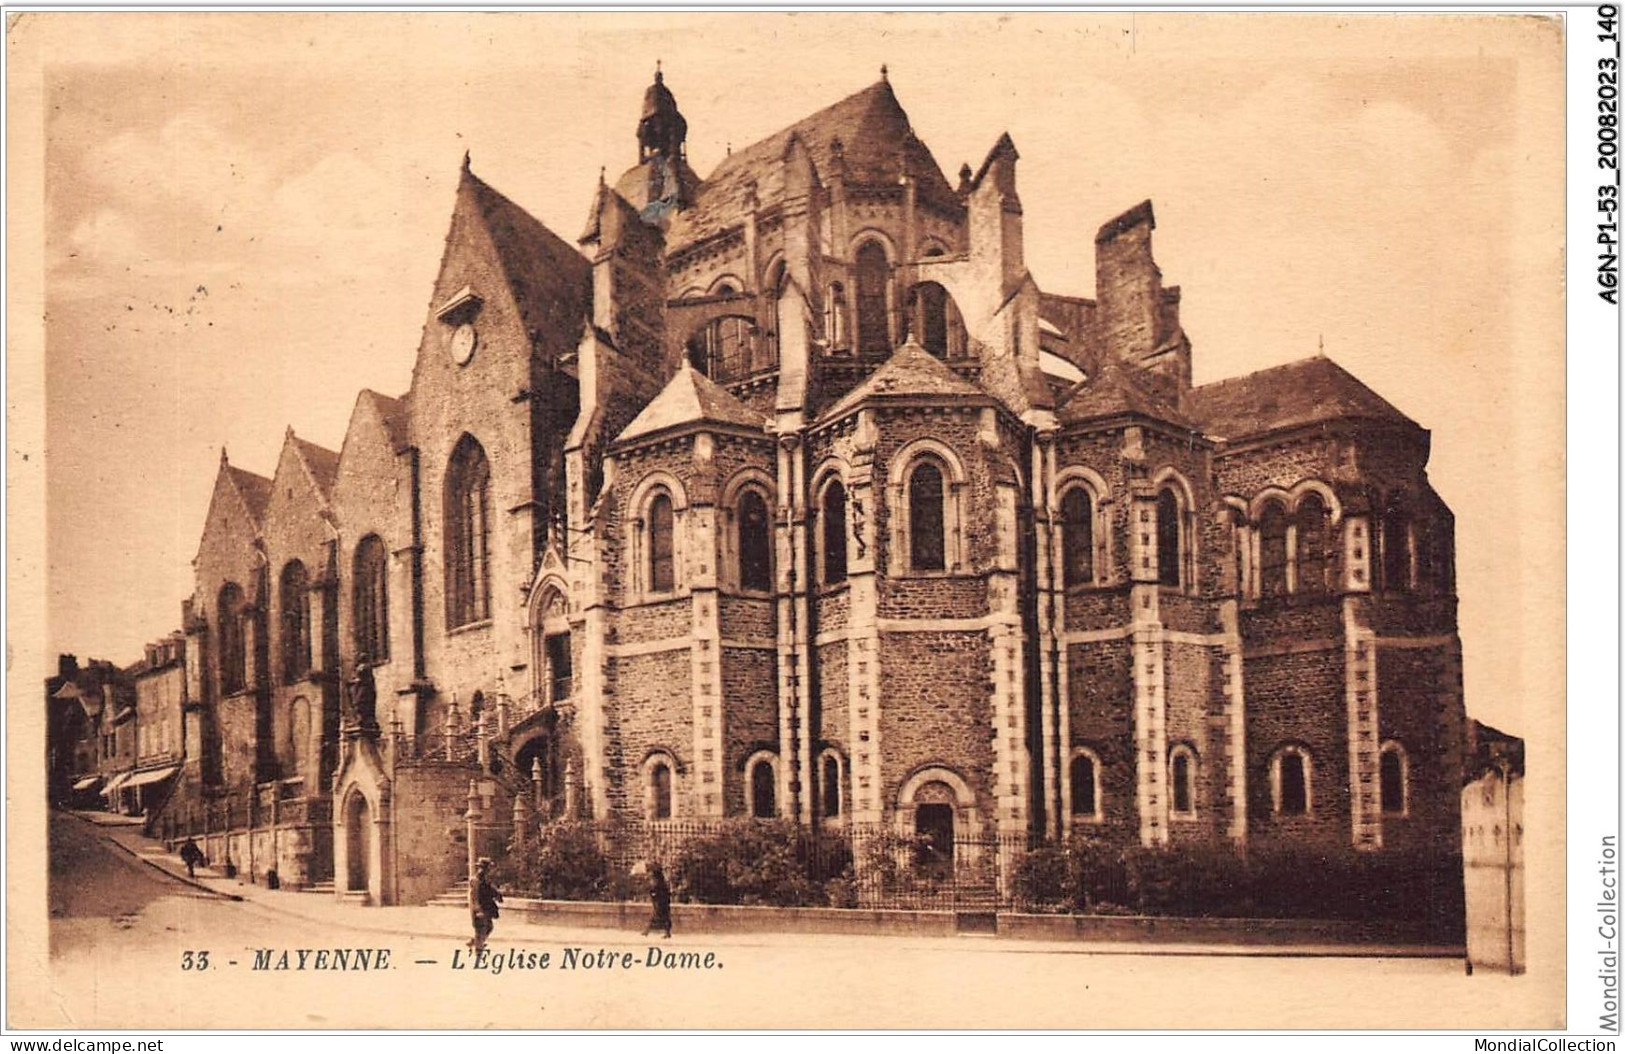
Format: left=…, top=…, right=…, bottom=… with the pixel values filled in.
left=96, top=824, right=244, bottom=902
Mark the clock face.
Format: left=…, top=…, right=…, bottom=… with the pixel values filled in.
left=450, top=323, right=478, bottom=365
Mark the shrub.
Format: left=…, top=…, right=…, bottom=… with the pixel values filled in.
left=494, top=821, right=613, bottom=900
left=669, top=819, right=849, bottom=907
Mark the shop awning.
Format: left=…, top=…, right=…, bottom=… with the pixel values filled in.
left=71, top=774, right=102, bottom=791
left=100, top=771, right=133, bottom=795
left=124, top=765, right=179, bottom=789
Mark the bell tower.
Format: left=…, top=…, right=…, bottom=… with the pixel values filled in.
left=637, top=65, right=687, bottom=164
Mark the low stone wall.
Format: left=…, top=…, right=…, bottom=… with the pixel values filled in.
left=497, top=898, right=1453, bottom=948
left=996, top=912, right=1455, bottom=949
left=503, top=898, right=958, bottom=938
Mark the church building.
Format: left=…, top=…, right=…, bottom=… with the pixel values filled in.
left=154, top=70, right=1465, bottom=906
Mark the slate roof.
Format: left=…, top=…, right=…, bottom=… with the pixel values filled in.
left=615, top=361, right=769, bottom=445
left=665, top=80, right=960, bottom=254
left=1186, top=356, right=1416, bottom=441
left=1057, top=359, right=1194, bottom=430
left=463, top=166, right=592, bottom=355
left=360, top=390, right=412, bottom=452
left=290, top=434, right=340, bottom=499
left=225, top=463, right=272, bottom=523
left=821, top=339, right=991, bottom=423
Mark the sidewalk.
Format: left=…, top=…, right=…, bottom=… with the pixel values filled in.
left=74, top=813, right=1465, bottom=960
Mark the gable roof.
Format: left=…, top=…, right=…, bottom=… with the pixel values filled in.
left=1186, top=355, right=1417, bottom=441
left=359, top=389, right=411, bottom=452
left=288, top=433, right=340, bottom=502
left=614, top=361, right=769, bottom=445
left=1058, top=359, right=1194, bottom=430
left=821, top=339, right=991, bottom=423
left=665, top=79, right=960, bottom=254
left=461, top=165, right=592, bottom=356
left=224, top=462, right=272, bottom=524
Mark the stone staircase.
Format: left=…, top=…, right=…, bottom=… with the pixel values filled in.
left=300, top=879, right=335, bottom=896
left=428, top=880, right=469, bottom=909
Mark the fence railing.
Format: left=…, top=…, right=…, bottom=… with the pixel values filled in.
left=494, top=819, right=1464, bottom=927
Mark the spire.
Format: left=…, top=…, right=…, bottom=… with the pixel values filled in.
left=462, top=150, right=471, bottom=173
left=880, top=63, right=889, bottom=83
left=219, top=446, right=229, bottom=466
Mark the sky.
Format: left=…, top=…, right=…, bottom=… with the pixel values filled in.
left=24, top=12, right=1563, bottom=735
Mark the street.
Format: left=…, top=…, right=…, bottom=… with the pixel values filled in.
left=17, top=811, right=1546, bottom=1030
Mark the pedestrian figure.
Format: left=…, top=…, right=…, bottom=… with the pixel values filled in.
left=642, top=862, right=672, bottom=939
left=469, top=857, right=503, bottom=951
left=179, top=837, right=203, bottom=879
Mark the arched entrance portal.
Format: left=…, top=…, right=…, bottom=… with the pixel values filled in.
left=344, top=790, right=371, bottom=893
left=912, top=783, right=957, bottom=878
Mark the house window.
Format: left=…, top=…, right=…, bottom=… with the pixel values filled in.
left=1380, top=741, right=1408, bottom=816
left=907, top=459, right=947, bottom=572
left=1295, top=494, right=1330, bottom=595
left=648, top=491, right=676, bottom=594
left=1061, top=486, right=1095, bottom=587
left=352, top=534, right=389, bottom=663
left=1169, top=745, right=1197, bottom=818
left=1155, top=488, right=1182, bottom=588
left=749, top=757, right=777, bottom=818
left=737, top=489, right=773, bottom=592
left=279, top=560, right=311, bottom=684
left=445, top=435, right=492, bottom=627
left=218, top=582, right=246, bottom=695
left=1272, top=746, right=1312, bottom=817
left=821, top=479, right=848, bottom=585
left=854, top=241, right=891, bottom=354
left=1259, top=501, right=1289, bottom=597
left=1070, top=750, right=1101, bottom=821
left=545, top=632, right=573, bottom=704
left=820, top=752, right=842, bottom=819
left=649, top=759, right=674, bottom=820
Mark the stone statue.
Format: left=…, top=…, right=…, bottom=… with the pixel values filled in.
left=351, top=661, right=378, bottom=731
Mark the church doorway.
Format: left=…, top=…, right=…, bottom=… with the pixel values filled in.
left=344, top=790, right=370, bottom=893
left=914, top=802, right=955, bottom=879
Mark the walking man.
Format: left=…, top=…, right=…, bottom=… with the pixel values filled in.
left=469, top=857, right=503, bottom=951
left=642, top=862, right=672, bottom=939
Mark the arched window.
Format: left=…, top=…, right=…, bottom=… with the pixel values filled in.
left=737, top=489, right=773, bottom=592
left=908, top=459, right=947, bottom=572
left=648, top=758, right=674, bottom=820
left=820, top=752, right=842, bottom=819
left=280, top=560, right=311, bottom=684
left=1061, top=486, right=1095, bottom=587
left=825, top=282, right=850, bottom=351
left=1169, top=745, right=1197, bottom=818
left=1155, top=488, right=1182, bottom=588
left=854, top=241, right=891, bottom=354
left=648, top=491, right=676, bottom=594
left=1272, top=746, right=1312, bottom=817
left=686, top=316, right=758, bottom=380
left=445, top=436, right=492, bottom=627
left=1381, top=502, right=1411, bottom=593
left=217, top=582, right=246, bottom=695
left=1295, top=494, right=1330, bottom=595
left=821, top=479, right=848, bottom=585
left=906, top=282, right=966, bottom=359
left=749, top=757, right=777, bottom=818
left=352, top=534, right=389, bottom=663
left=1258, top=501, right=1289, bottom=597
left=1380, top=741, right=1409, bottom=816
left=1070, top=750, right=1101, bottom=821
